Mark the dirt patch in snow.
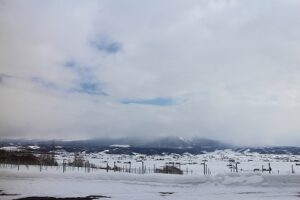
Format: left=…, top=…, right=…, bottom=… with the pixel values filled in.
left=237, top=192, right=265, bottom=195
left=0, top=189, right=18, bottom=196
left=159, top=192, right=174, bottom=196
left=13, top=195, right=111, bottom=200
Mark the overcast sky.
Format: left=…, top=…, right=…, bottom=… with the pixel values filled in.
left=1, top=0, right=300, bottom=145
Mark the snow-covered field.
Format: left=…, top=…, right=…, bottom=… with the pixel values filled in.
left=1, top=149, right=300, bottom=199
left=55, top=149, right=300, bottom=175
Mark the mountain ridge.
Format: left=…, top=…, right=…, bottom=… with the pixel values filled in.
left=1, top=136, right=300, bottom=155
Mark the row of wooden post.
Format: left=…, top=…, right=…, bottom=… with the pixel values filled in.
left=1, top=161, right=299, bottom=175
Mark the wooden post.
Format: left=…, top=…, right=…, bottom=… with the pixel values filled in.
left=62, top=160, right=66, bottom=173
left=129, top=162, right=131, bottom=173
left=201, top=163, right=205, bottom=175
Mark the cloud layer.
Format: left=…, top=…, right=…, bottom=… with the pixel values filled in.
left=1, top=0, right=300, bottom=145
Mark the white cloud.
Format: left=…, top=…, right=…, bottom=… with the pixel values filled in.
left=1, top=0, right=300, bottom=145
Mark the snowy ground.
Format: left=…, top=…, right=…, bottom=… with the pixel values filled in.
left=0, top=167, right=300, bottom=199
left=1, top=149, right=300, bottom=199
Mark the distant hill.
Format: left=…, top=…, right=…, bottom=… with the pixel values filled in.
left=1, top=137, right=300, bottom=155
left=0, top=136, right=229, bottom=154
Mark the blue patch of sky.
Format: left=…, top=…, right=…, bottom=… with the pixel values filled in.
left=61, top=59, right=108, bottom=96
left=90, top=37, right=122, bottom=54
left=71, top=81, right=108, bottom=96
left=31, top=77, right=56, bottom=88
left=62, top=60, right=91, bottom=75
left=63, top=60, right=76, bottom=68
left=121, top=97, right=175, bottom=106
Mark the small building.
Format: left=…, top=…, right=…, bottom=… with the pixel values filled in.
left=155, top=165, right=183, bottom=175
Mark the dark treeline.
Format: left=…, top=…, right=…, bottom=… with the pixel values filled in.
left=0, top=150, right=57, bottom=166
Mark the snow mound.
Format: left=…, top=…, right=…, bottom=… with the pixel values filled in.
left=109, top=144, right=130, bottom=148
left=0, top=146, right=21, bottom=151
left=28, top=145, right=40, bottom=150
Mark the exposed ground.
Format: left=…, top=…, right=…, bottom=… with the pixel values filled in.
left=13, top=195, right=110, bottom=200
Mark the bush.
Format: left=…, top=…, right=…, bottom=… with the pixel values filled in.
left=0, top=150, right=39, bottom=165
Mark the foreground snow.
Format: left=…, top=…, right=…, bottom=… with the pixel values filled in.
left=0, top=165, right=299, bottom=200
